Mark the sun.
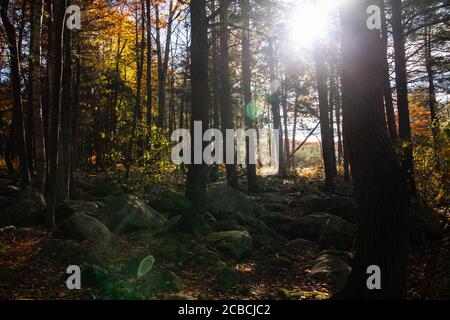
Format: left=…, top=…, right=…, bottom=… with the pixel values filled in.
left=287, top=0, right=338, bottom=47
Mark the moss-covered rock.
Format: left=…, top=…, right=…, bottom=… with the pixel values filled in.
left=147, top=271, right=183, bottom=293
left=206, top=230, right=253, bottom=260
left=207, top=183, right=256, bottom=219
left=102, top=194, right=167, bottom=234
left=217, top=266, right=244, bottom=286
left=58, top=212, right=112, bottom=244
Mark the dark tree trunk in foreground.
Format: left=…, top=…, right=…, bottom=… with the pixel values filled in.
left=1, top=0, right=30, bottom=186
left=183, top=0, right=209, bottom=232
left=46, top=0, right=66, bottom=227
left=314, top=42, right=335, bottom=191
left=30, top=0, right=46, bottom=193
left=219, top=0, right=238, bottom=189
left=241, top=0, right=258, bottom=192
left=391, top=0, right=416, bottom=196
left=338, top=0, right=410, bottom=299
left=380, top=0, right=398, bottom=141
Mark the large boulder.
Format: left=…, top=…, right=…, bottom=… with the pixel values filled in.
left=206, top=230, right=253, bottom=260
left=102, top=194, right=167, bottom=234
left=309, top=252, right=351, bottom=291
left=149, top=190, right=191, bottom=218
left=302, top=195, right=355, bottom=217
left=147, top=271, right=183, bottom=293
left=260, top=212, right=293, bottom=234
left=286, top=213, right=331, bottom=240
left=0, top=199, right=42, bottom=227
left=40, top=239, right=103, bottom=265
left=19, top=186, right=46, bottom=210
left=319, top=215, right=355, bottom=250
left=56, top=201, right=101, bottom=224
left=229, top=212, right=275, bottom=236
left=58, top=212, right=112, bottom=244
left=282, top=239, right=316, bottom=255
left=217, top=266, right=244, bottom=286
left=207, top=183, right=256, bottom=219
left=92, top=180, right=122, bottom=198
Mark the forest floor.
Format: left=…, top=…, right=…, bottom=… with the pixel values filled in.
left=0, top=170, right=449, bottom=300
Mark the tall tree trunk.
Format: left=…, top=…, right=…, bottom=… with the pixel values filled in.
left=126, top=1, right=145, bottom=179
left=155, top=0, right=174, bottom=131
left=183, top=0, right=209, bottom=232
left=219, top=0, right=238, bottom=189
left=46, top=0, right=66, bottom=227
left=241, top=0, right=257, bottom=192
left=268, top=38, right=285, bottom=175
left=59, top=18, right=73, bottom=201
left=329, top=71, right=337, bottom=177
left=381, top=0, right=398, bottom=141
left=391, top=0, right=416, bottom=196
left=0, top=0, right=30, bottom=186
left=314, top=42, right=334, bottom=191
left=30, top=0, right=46, bottom=192
left=334, top=73, right=344, bottom=167
left=424, top=25, right=438, bottom=139
left=291, top=88, right=299, bottom=169
left=145, top=0, right=152, bottom=128
left=282, top=81, right=290, bottom=167
left=338, top=0, right=410, bottom=299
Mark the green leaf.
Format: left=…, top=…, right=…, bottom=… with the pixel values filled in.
left=137, top=255, right=155, bottom=278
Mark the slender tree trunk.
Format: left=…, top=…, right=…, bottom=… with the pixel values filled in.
left=291, top=88, right=299, bottom=169
left=314, top=42, right=334, bottom=191
left=183, top=0, right=209, bottom=232
left=329, top=71, right=337, bottom=177
left=338, top=0, right=410, bottom=299
left=30, top=0, right=46, bottom=192
left=241, top=0, right=257, bottom=192
left=1, top=0, right=30, bottom=186
left=155, top=0, right=174, bottom=130
left=381, top=0, right=398, bottom=141
left=425, top=26, right=438, bottom=139
left=268, top=38, right=285, bottom=176
left=335, top=74, right=344, bottom=167
left=59, top=19, right=73, bottom=201
left=145, top=0, right=153, bottom=128
left=282, top=81, right=290, bottom=168
left=391, top=0, right=416, bottom=196
left=46, top=0, right=66, bottom=227
left=219, top=0, right=238, bottom=189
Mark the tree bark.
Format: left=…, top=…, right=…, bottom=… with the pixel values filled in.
left=183, top=0, right=209, bottom=232
left=380, top=0, right=399, bottom=141
left=0, top=0, right=30, bottom=186
left=46, top=0, right=66, bottom=227
left=391, top=0, right=416, bottom=196
left=219, top=0, right=239, bottom=189
left=145, top=0, right=153, bottom=128
left=338, top=0, right=410, bottom=299
left=268, top=38, right=285, bottom=176
left=30, top=0, right=46, bottom=192
left=241, top=0, right=257, bottom=192
left=314, top=42, right=334, bottom=191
